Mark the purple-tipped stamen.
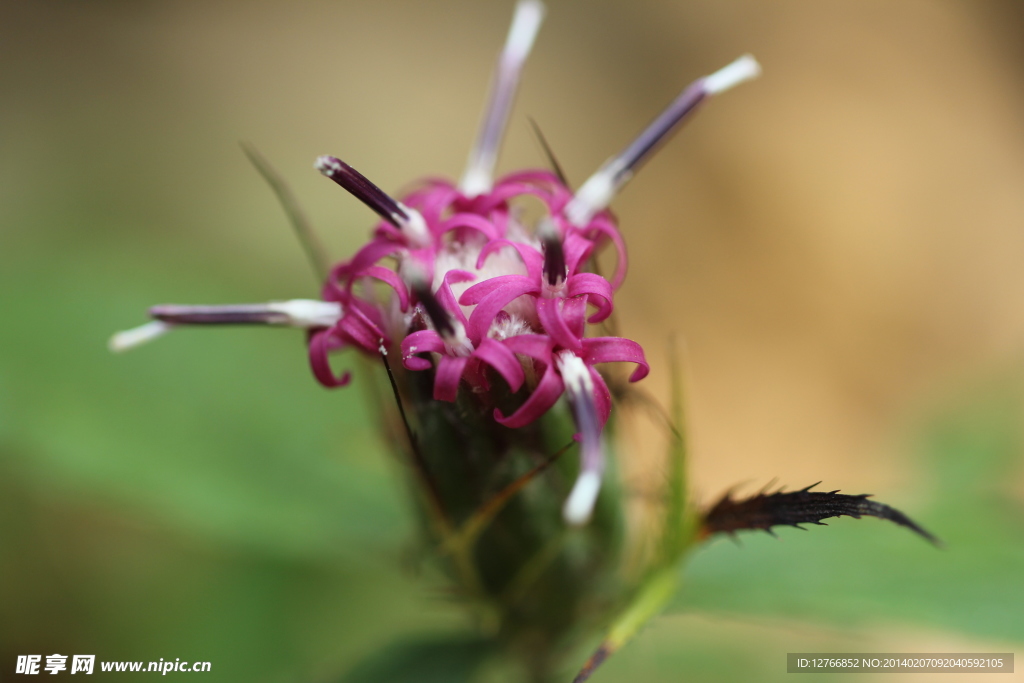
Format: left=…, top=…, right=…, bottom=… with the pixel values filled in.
left=460, top=0, right=546, bottom=197
left=565, top=54, right=760, bottom=226
left=315, top=155, right=431, bottom=246
left=150, top=304, right=295, bottom=326
left=149, top=301, right=341, bottom=327
left=411, top=282, right=475, bottom=358
left=412, top=283, right=457, bottom=339
left=109, top=300, right=342, bottom=352
left=540, top=221, right=566, bottom=290
left=557, top=351, right=605, bottom=526
left=315, top=156, right=407, bottom=226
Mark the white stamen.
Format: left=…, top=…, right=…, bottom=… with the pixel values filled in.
left=556, top=351, right=594, bottom=396
left=108, top=320, right=174, bottom=353
left=460, top=0, right=547, bottom=197
left=266, top=299, right=343, bottom=327
left=314, top=155, right=342, bottom=176
left=564, top=167, right=622, bottom=227
left=396, top=202, right=431, bottom=248
left=563, top=470, right=601, bottom=526
left=556, top=351, right=604, bottom=525
left=459, top=168, right=492, bottom=200
left=565, top=54, right=761, bottom=227
left=702, top=54, right=761, bottom=95
left=506, top=0, right=546, bottom=62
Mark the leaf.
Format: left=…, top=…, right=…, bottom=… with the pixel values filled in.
left=338, top=635, right=494, bottom=683
left=668, top=379, right=1024, bottom=643
left=700, top=483, right=939, bottom=544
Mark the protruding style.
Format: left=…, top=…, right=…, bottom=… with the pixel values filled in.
left=565, top=54, right=761, bottom=227
left=460, top=0, right=546, bottom=197
left=109, top=300, right=342, bottom=351
left=108, top=320, right=174, bottom=353
left=539, top=219, right=566, bottom=290
left=315, top=155, right=430, bottom=246
left=558, top=352, right=605, bottom=526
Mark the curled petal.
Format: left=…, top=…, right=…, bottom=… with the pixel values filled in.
left=536, top=298, right=583, bottom=352
left=401, top=180, right=460, bottom=225
left=562, top=231, right=595, bottom=275
left=466, top=278, right=540, bottom=345
left=438, top=213, right=501, bottom=241
left=459, top=274, right=534, bottom=306
left=371, top=221, right=404, bottom=243
left=340, top=238, right=403, bottom=280
left=434, top=355, right=470, bottom=402
left=470, top=181, right=557, bottom=213
left=494, top=359, right=564, bottom=428
left=338, top=305, right=384, bottom=352
left=566, top=272, right=613, bottom=322
left=502, top=333, right=555, bottom=362
left=475, top=337, right=525, bottom=392
left=363, top=265, right=410, bottom=311
left=580, top=337, right=649, bottom=382
left=435, top=269, right=476, bottom=327
left=475, top=239, right=543, bottom=280
left=588, top=366, right=612, bottom=427
left=401, top=329, right=445, bottom=371
left=308, top=330, right=352, bottom=388
left=583, top=214, right=628, bottom=289
left=498, top=169, right=564, bottom=186
left=499, top=169, right=572, bottom=198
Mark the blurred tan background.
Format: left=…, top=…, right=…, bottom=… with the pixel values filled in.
left=2, top=1, right=1023, bottom=681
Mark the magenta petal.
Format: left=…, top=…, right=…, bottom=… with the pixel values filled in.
left=477, top=181, right=550, bottom=208
left=562, top=232, right=595, bottom=275
left=364, top=265, right=410, bottom=311
left=475, top=239, right=543, bottom=280
left=401, top=329, right=445, bottom=371
left=562, top=296, right=588, bottom=340
left=494, top=360, right=564, bottom=428
left=435, top=269, right=476, bottom=326
left=497, top=171, right=572, bottom=208
left=567, top=272, right=614, bottom=323
left=475, top=338, right=525, bottom=392
left=438, top=213, right=500, bottom=241
left=459, top=274, right=534, bottom=306
left=588, top=367, right=612, bottom=427
left=372, top=222, right=404, bottom=245
left=536, top=298, right=583, bottom=352
left=404, top=357, right=433, bottom=371
left=466, top=279, right=540, bottom=345
left=308, top=330, right=352, bottom=388
left=502, top=334, right=555, bottom=362
left=338, top=306, right=384, bottom=352
left=402, top=181, right=460, bottom=225
left=585, top=215, right=628, bottom=289
left=580, top=337, right=650, bottom=382
left=434, top=356, right=469, bottom=402
left=342, top=238, right=402, bottom=279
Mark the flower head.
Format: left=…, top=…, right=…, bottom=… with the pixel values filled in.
left=111, top=0, right=759, bottom=526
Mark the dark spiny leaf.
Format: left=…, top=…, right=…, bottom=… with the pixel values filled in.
left=701, top=482, right=940, bottom=545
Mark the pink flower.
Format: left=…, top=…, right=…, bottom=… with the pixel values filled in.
left=111, top=0, right=759, bottom=526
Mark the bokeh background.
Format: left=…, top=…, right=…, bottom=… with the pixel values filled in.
left=2, top=1, right=1022, bottom=681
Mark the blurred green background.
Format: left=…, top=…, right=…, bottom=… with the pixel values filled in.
left=2, top=1, right=1023, bottom=681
